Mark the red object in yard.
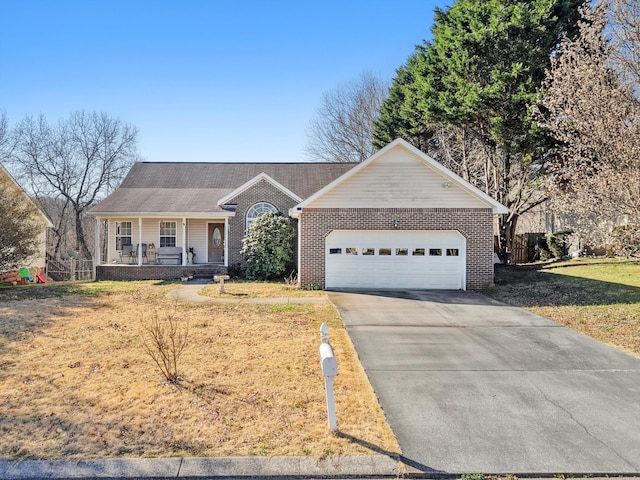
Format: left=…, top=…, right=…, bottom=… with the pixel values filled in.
left=0, top=271, right=19, bottom=283
left=36, top=274, right=47, bottom=283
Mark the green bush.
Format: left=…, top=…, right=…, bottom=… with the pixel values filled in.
left=241, top=212, right=295, bottom=280
left=536, top=230, right=573, bottom=260
left=610, top=224, right=640, bottom=257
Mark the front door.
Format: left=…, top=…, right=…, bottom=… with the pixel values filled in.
left=208, top=223, right=225, bottom=263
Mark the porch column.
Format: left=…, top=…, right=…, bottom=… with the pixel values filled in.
left=94, top=217, right=100, bottom=278
left=138, top=217, right=143, bottom=266
left=182, top=218, right=187, bottom=266
left=224, top=217, right=229, bottom=267
left=296, top=214, right=302, bottom=287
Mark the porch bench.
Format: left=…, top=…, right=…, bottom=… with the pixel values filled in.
left=155, top=247, right=183, bottom=265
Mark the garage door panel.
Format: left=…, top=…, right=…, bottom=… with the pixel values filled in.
left=326, top=230, right=465, bottom=290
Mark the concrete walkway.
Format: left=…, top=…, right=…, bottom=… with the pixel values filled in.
left=165, top=280, right=328, bottom=304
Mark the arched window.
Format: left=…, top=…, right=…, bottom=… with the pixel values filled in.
left=246, top=202, right=278, bottom=232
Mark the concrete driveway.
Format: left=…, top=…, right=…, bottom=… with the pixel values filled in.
left=327, top=290, right=640, bottom=475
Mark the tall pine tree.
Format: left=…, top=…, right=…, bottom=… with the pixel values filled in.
left=374, top=0, right=584, bottom=261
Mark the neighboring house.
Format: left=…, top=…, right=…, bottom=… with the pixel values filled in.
left=89, top=139, right=508, bottom=290
left=0, top=163, right=52, bottom=273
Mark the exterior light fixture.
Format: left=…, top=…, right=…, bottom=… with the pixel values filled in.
left=442, top=182, right=452, bottom=189
left=393, top=219, right=399, bottom=229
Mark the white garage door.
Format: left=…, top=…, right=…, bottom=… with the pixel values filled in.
left=326, top=230, right=466, bottom=290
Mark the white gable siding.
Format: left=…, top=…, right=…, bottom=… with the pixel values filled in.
left=306, top=146, right=490, bottom=209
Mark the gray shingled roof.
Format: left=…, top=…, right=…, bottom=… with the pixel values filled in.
left=89, top=162, right=357, bottom=215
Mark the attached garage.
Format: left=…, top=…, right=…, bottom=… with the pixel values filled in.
left=325, top=230, right=465, bottom=290
left=291, top=139, right=509, bottom=291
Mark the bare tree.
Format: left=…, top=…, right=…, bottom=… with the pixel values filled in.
left=609, top=0, right=640, bottom=93
left=37, top=196, right=74, bottom=257
left=534, top=2, right=640, bottom=245
left=9, top=111, right=138, bottom=259
left=0, top=111, right=13, bottom=162
left=306, top=72, right=389, bottom=162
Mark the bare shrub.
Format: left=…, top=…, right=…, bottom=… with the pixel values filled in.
left=284, top=270, right=298, bottom=286
left=141, top=310, right=189, bottom=383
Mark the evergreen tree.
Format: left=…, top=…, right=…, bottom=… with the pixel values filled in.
left=373, top=0, right=584, bottom=261
left=0, top=166, right=43, bottom=272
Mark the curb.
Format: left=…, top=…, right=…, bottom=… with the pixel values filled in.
left=0, top=455, right=404, bottom=479
left=3, top=457, right=638, bottom=479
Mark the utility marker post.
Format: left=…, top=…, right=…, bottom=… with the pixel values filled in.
left=213, top=274, right=230, bottom=294
left=319, top=322, right=338, bottom=431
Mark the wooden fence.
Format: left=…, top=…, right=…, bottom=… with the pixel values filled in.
left=511, top=233, right=545, bottom=264
left=46, top=254, right=94, bottom=281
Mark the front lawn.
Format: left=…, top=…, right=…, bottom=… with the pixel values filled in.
left=484, top=258, right=640, bottom=357
left=0, top=281, right=399, bottom=459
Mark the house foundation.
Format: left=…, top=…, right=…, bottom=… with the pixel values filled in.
left=96, top=264, right=227, bottom=281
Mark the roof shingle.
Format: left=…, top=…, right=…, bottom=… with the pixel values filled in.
left=90, top=162, right=356, bottom=215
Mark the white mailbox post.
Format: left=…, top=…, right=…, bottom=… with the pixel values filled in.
left=319, top=323, right=338, bottom=431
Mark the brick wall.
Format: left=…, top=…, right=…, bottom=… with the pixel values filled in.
left=96, top=265, right=226, bottom=281
left=298, top=208, right=494, bottom=290
left=226, top=179, right=299, bottom=269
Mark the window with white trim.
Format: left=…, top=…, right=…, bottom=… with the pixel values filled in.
left=245, top=202, right=278, bottom=233
left=115, top=221, right=132, bottom=250
left=159, top=221, right=177, bottom=247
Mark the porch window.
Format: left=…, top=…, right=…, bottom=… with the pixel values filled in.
left=246, top=202, right=278, bottom=233
left=115, top=221, right=132, bottom=250
left=159, top=221, right=177, bottom=247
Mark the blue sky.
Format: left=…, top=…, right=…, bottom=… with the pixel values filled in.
left=1, top=1, right=443, bottom=163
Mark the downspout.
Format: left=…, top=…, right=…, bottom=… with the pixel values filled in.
left=288, top=207, right=303, bottom=288
left=296, top=210, right=302, bottom=288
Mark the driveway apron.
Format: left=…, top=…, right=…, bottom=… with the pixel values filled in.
left=327, top=290, right=640, bottom=474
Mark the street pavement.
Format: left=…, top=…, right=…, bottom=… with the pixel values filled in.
left=327, top=289, right=640, bottom=475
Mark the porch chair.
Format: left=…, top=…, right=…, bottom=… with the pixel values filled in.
left=120, top=244, right=135, bottom=264
left=138, top=243, right=149, bottom=264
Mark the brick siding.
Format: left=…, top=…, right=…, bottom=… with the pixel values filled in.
left=298, top=208, right=494, bottom=290
left=225, top=179, right=299, bottom=269
left=96, top=264, right=227, bottom=281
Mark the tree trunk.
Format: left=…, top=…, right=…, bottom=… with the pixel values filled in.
left=74, top=208, right=92, bottom=260
left=496, top=212, right=520, bottom=264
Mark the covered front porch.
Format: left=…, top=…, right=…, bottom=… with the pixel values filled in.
left=93, top=214, right=233, bottom=278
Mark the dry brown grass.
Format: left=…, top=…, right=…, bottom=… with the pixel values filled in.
left=485, top=258, right=640, bottom=358
left=0, top=281, right=399, bottom=460
left=199, top=280, right=324, bottom=299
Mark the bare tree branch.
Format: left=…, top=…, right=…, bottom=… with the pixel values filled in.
left=306, top=72, right=388, bottom=162
left=534, top=1, right=640, bottom=244
left=9, top=111, right=138, bottom=259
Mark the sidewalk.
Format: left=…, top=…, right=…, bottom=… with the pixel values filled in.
left=165, top=280, right=328, bottom=305
left=0, top=455, right=404, bottom=479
